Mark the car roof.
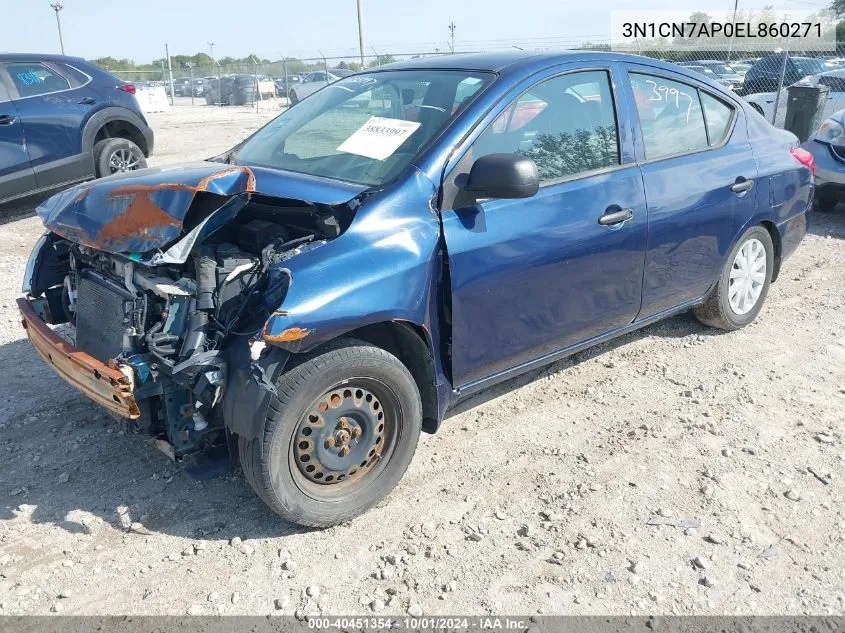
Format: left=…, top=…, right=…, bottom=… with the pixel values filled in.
left=373, top=50, right=702, bottom=78
left=0, top=53, right=91, bottom=65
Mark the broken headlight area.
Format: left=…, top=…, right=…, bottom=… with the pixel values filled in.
left=24, top=195, right=338, bottom=459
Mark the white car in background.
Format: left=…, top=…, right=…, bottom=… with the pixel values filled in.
left=744, top=69, right=845, bottom=126
left=288, top=68, right=355, bottom=104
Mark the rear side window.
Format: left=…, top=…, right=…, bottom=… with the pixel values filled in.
left=630, top=73, right=708, bottom=160
left=4, top=62, right=71, bottom=97
left=472, top=70, right=620, bottom=183
left=700, top=92, right=734, bottom=145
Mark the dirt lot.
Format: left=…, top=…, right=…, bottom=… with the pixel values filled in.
left=0, top=103, right=844, bottom=617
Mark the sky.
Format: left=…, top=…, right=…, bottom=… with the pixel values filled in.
left=0, top=0, right=834, bottom=63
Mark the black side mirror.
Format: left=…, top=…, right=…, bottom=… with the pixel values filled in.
left=401, top=88, right=415, bottom=105
left=463, top=153, right=540, bottom=200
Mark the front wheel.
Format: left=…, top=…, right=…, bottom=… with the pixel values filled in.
left=693, top=225, right=774, bottom=331
left=239, top=339, right=422, bottom=527
left=289, top=90, right=299, bottom=105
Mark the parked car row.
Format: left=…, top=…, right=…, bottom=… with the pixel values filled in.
left=17, top=51, right=812, bottom=527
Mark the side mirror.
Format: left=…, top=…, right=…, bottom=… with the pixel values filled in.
left=463, top=153, right=540, bottom=200
left=401, top=88, right=415, bottom=105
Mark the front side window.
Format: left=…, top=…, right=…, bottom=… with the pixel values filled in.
left=4, top=62, right=70, bottom=98
left=234, top=69, right=494, bottom=186
left=630, top=73, right=708, bottom=160
left=470, top=70, right=620, bottom=184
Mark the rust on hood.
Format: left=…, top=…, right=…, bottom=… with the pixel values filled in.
left=37, top=163, right=258, bottom=255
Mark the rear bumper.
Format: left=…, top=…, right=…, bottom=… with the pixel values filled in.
left=17, top=297, right=140, bottom=419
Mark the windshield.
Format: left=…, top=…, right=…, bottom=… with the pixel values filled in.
left=234, top=69, right=494, bottom=186
left=794, top=58, right=826, bottom=76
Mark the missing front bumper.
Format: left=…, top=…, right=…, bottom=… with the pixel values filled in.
left=17, top=297, right=140, bottom=419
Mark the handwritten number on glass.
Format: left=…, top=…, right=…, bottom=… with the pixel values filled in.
left=644, top=79, right=694, bottom=123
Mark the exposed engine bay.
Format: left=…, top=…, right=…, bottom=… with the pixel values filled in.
left=26, top=193, right=347, bottom=457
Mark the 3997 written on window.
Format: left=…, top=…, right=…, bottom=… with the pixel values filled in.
left=472, top=70, right=620, bottom=183
left=630, top=73, right=735, bottom=160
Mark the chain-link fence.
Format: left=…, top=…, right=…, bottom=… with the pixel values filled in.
left=106, top=42, right=845, bottom=133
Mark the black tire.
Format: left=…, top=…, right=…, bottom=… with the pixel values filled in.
left=693, top=225, right=774, bottom=331
left=814, top=193, right=838, bottom=212
left=289, top=90, right=299, bottom=105
left=94, top=138, right=146, bottom=177
left=239, top=338, right=422, bottom=527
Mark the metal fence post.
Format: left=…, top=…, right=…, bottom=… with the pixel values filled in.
left=165, top=43, right=175, bottom=106
left=771, top=43, right=791, bottom=126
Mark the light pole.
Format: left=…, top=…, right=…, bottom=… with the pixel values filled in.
left=356, top=0, right=366, bottom=70
left=207, top=41, right=215, bottom=64
left=448, top=21, right=456, bottom=53
left=50, top=3, right=65, bottom=54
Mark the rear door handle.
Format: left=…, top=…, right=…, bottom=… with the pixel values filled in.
left=598, top=207, right=634, bottom=226
left=730, top=179, right=754, bottom=193
left=0, top=114, right=15, bottom=126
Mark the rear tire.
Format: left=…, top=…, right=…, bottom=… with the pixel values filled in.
left=814, top=193, right=838, bottom=212
left=239, top=339, right=422, bottom=527
left=289, top=90, right=299, bottom=105
left=693, top=225, right=774, bottom=331
left=94, top=138, right=146, bottom=177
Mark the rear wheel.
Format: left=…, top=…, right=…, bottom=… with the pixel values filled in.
left=94, top=138, right=146, bottom=177
left=693, top=225, right=774, bottom=331
left=239, top=339, right=422, bottom=527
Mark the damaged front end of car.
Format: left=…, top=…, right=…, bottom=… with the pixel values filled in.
left=20, top=162, right=367, bottom=460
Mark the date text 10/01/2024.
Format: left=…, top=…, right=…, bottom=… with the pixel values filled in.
left=306, top=618, right=528, bottom=630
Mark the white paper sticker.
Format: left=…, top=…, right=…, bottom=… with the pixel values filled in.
left=337, top=116, right=421, bottom=161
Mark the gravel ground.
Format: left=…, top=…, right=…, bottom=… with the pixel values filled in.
left=0, top=104, right=844, bottom=617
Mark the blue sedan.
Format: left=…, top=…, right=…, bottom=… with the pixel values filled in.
left=21, top=51, right=812, bottom=527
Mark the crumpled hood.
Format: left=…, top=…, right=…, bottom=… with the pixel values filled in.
left=38, top=161, right=367, bottom=255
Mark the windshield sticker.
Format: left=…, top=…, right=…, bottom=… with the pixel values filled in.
left=337, top=116, right=421, bottom=161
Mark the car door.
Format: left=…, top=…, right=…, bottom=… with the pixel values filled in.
left=0, top=60, right=92, bottom=190
left=621, top=67, right=759, bottom=318
left=0, top=73, right=37, bottom=203
left=440, top=65, right=648, bottom=388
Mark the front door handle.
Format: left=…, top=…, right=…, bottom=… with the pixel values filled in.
left=0, top=114, right=15, bottom=126
left=598, top=207, right=634, bottom=226
left=730, top=179, right=754, bottom=193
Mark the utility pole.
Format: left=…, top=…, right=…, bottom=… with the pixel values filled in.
left=726, top=0, right=739, bottom=61
left=356, top=0, right=366, bottom=71
left=207, top=41, right=215, bottom=63
left=448, top=21, right=456, bottom=53
left=165, top=43, right=175, bottom=106
left=50, top=3, right=65, bottom=54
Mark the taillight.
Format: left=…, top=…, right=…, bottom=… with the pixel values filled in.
left=790, top=146, right=815, bottom=176
left=119, top=84, right=136, bottom=94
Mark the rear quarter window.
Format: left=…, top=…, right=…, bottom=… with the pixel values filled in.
left=47, top=62, right=90, bottom=88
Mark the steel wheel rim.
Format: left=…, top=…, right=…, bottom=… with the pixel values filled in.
left=289, top=378, right=398, bottom=500
left=728, top=238, right=766, bottom=315
left=108, top=148, right=142, bottom=173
